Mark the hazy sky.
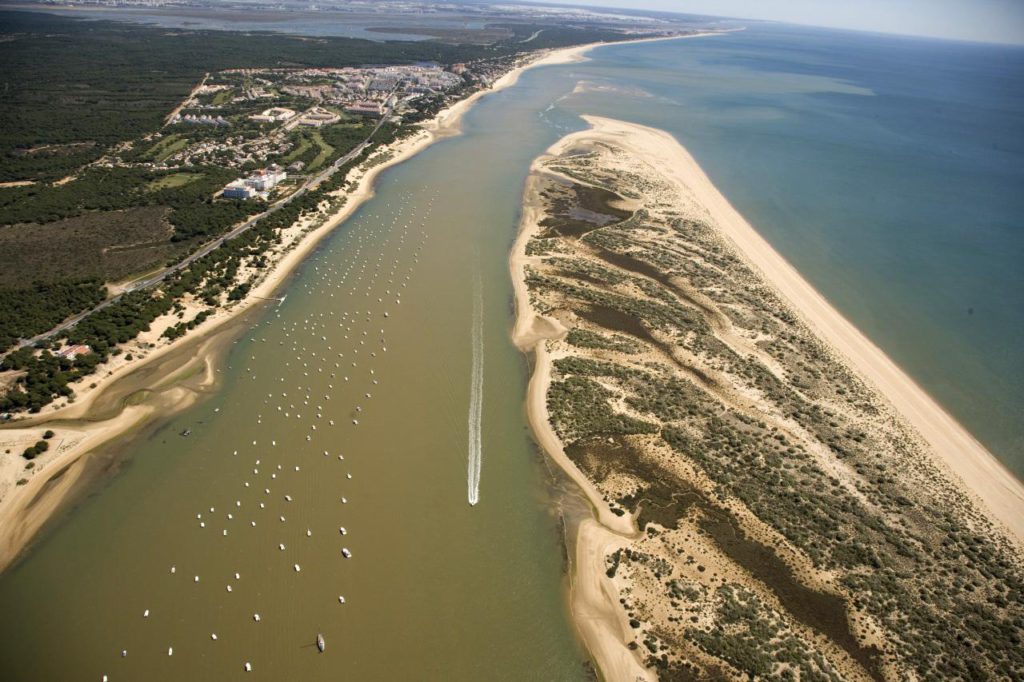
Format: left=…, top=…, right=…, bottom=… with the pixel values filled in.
left=552, top=0, right=1024, bottom=45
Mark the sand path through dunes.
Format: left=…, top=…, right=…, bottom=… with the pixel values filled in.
left=513, top=113, right=1024, bottom=682
left=574, top=114, right=1024, bottom=543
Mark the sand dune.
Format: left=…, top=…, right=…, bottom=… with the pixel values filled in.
left=575, top=115, right=1024, bottom=543
left=511, top=115, right=1024, bottom=681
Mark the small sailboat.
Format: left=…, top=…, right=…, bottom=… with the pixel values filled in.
left=316, top=632, right=325, bottom=653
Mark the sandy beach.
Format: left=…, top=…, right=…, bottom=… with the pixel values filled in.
left=511, top=114, right=1024, bottom=680
left=573, top=115, right=1024, bottom=542
left=511, top=137, right=657, bottom=682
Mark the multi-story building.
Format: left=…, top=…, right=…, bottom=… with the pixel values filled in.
left=223, top=181, right=256, bottom=200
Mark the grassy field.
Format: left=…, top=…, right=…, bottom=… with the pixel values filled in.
left=211, top=89, right=233, bottom=106
left=281, top=129, right=337, bottom=171
left=308, top=132, right=334, bottom=171
left=146, top=135, right=188, bottom=162
left=282, top=135, right=313, bottom=164
left=146, top=172, right=204, bottom=191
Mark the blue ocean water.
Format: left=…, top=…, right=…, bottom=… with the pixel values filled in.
left=542, top=26, right=1024, bottom=477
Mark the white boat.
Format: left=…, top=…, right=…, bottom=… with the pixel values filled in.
left=316, top=633, right=325, bottom=653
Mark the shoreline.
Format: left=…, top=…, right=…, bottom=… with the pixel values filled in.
left=576, top=115, right=1024, bottom=542
left=511, top=140, right=657, bottom=682
left=0, top=34, right=678, bottom=572
left=510, top=117, right=1024, bottom=680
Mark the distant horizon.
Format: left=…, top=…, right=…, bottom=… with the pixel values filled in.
left=514, top=0, right=1024, bottom=46
left=4, top=0, right=1023, bottom=46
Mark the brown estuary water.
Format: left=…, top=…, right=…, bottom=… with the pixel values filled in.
left=0, top=61, right=599, bottom=681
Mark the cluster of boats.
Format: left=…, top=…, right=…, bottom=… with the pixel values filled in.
left=103, top=191, right=436, bottom=677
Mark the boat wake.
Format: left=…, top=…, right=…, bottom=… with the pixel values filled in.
left=467, top=271, right=484, bottom=506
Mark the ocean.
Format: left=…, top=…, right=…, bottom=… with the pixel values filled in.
left=552, top=26, right=1024, bottom=476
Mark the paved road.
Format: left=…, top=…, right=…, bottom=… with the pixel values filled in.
left=163, top=73, right=210, bottom=128
left=16, top=107, right=391, bottom=351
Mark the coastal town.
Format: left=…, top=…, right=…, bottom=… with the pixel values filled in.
left=122, top=62, right=498, bottom=197
left=0, top=51, right=525, bottom=415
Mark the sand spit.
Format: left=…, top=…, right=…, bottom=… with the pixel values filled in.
left=0, top=339, right=221, bottom=569
left=512, top=144, right=657, bottom=682
left=574, top=115, right=1024, bottom=542
left=511, top=117, right=1024, bottom=679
